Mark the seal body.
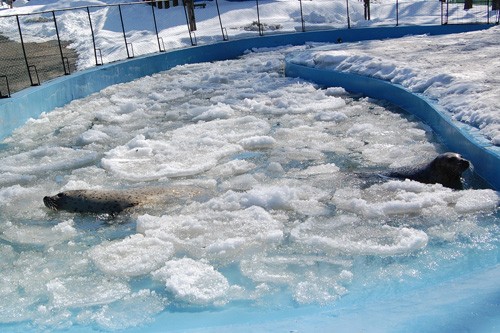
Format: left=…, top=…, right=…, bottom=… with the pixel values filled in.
left=43, top=186, right=205, bottom=214
left=44, top=189, right=141, bottom=214
left=384, top=152, right=470, bottom=190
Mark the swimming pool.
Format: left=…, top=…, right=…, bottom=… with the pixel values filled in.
left=0, top=25, right=498, bottom=332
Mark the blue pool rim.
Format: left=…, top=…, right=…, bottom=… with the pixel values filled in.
left=0, top=24, right=499, bottom=332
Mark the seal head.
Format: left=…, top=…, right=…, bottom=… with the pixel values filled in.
left=385, top=152, right=470, bottom=190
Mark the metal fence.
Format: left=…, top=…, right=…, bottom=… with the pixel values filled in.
left=0, top=0, right=498, bottom=97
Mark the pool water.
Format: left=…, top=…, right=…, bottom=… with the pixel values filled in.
left=0, top=46, right=498, bottom=332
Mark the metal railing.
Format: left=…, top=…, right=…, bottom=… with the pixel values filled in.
left=0, top=0, right=498, bottom=95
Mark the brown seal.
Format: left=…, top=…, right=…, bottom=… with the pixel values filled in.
left=384, top=152, right=470, bottom=190
left=43, top=186, right=206, bottom=214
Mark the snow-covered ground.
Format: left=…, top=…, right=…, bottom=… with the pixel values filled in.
left=0, top=0, right=499, bottom=332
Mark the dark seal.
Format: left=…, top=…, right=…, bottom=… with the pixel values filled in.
left=384, top=152, right=470, bottom=190
left=43, top=189, right=141, bottom=215
left=43, top=186, right=206, bottom=215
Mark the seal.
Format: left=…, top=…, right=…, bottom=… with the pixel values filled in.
left=43, top=186, right=206, bottom=215
left=384, top=152, right=470, bottom=190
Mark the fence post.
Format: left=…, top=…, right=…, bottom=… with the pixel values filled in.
left=182, top=0, right=196, bottom=45
left=151, top=4, right=164, bottom=51
left=346, top=0, right=351, bottom=29
left=364, top=0, right=371, bottom=20
left=446, top=0, right=449, bottom=24
left=256, top=0, right=263, bottom=35
left=215, top=0, right=228, bottom=40
left=487, top=0, right=490, bottom=24
left=185, top=0, right=196, bottom=31
left=118, top=4, right=132, bottom=58
left=52, top=11, right=70, bottom=75
left=439, top=0, right=444, bottom=25
left=15, top=15, right=36, bottom=86
left=86, top=7, right=101, bottom=66
left=299, top=0, right=305, bottom=32
left=0, top=75, right=11, bottom=98
left=396, top=0, right=399, bottom=26
left=496, top=0, right=500, bottom=24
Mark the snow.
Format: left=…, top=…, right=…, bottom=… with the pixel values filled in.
left=0, top=0, right=499, bottom=332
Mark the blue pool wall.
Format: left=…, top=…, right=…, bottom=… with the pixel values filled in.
left=285, top=62, right=500, bottom=191
left=1, top=24, right=498, bottom=189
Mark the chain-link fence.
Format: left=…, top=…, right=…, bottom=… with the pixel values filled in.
left=0, top=0, right=498, bottom=96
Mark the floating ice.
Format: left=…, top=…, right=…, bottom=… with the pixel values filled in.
left=291, top=215, right=429, bottom=256
left=101, top=116, right=270, bottom=181
left=0, top=147, right=98, bottom=174
left=315, top=110, right=349, bottom=122
left=46, top=276, right=130, bottom=308
left=239, top=135, right=276, bottom=150
left=206, top=159, right=256, bottom=178
left=241, top=255, right=354, bottom=304
left=90, top=234, right=175, bottom=277
left=152, top=258, right=230, bottom=306
left=454, top=189, right=500, bottom=213
left=76, top=290, right=166, bottom=330
left=333, top=180, right=499, bottom=217
left=137, top=206, right=284, bottom=262
left=1, top=220, right=77, bottom=246
left=191, top=102, right=235, bottom=121
left=76, top=129, right=111, bottom=146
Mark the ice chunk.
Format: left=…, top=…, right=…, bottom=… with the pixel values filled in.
left=152, top=258, right=229, bottom=305
left=1, top=220, right=77, bottom=246
left=333, top=181, right=499, bottom=218
left=238, top=136, right=276, bottom=150
left=315, top=111, right=348, bottom=122
left=454, top=189, right=500, bottom=213
left=241, top=255, right=353, bottom=304
left=221, top=174, right=259, bottom=191
left=90, top=234, right=174, bottom=277
left=46, top=276, right=130, bottom=308
left=137, top=206, right=283, bottom=261
left=291, top=216, right=429, bottom=256
left=76, top=129, right=111, bottom=146
left=0, top=147, right=98, bottom=174
left=101, top=116, right=270, bottom=181
left=77, top=290, right=166, bottom=330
